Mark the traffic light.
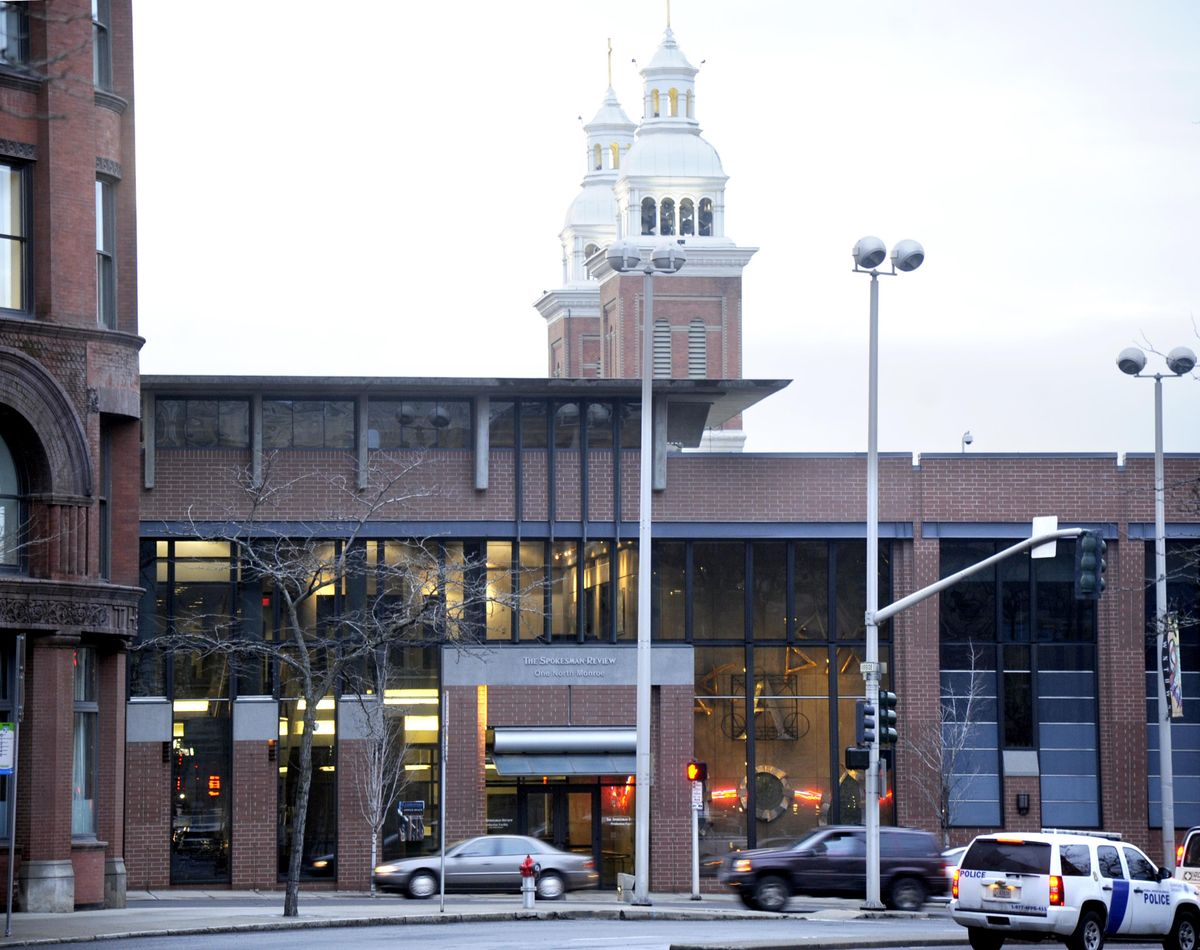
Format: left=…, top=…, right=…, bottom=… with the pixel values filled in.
left=1074, top=530, right=1107, bottom=600
left=686, top=760, right=707, bottom=782
left=856, top=698, right=876, bottom=744
left=878, top=690, right=898, bottom=744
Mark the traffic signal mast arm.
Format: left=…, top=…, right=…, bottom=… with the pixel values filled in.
left=870, top=528, right=1087, bottom=627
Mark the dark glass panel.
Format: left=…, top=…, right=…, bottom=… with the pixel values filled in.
left=489, top=400, right=515, bottom=448
left=291, top=401, right=325, bottom=448
left=437, top=401, right=471, bottom=448
left=155, top=399, right=185, bottom=449
left=400, top=401, right=437, bottom=449
left=262, top=400, right=293, bottom=449
left=940, top=541, right=996, bottom=644
left=1003, top=645, right=1033, bottom=748
left=217, top=401, right=249, bottom=448
left=652, top=541, right=685, bottom=640
left=554, top=402, right=580, bottom=449
left=693, top=542, right=745, bottom=641
left=834, top=541, right=866, bottom=640
left=367, top=400, right=403, bottom=449
left=694, top=646, right=748, bottom=863
left=184, top=400, right=219, bottom=448
left=582, top=541, right=611, bottom=641
left=1000, top=551, right=1031, bottom=641
left=793, top=541, right=828, bottom=640
left=277, top=699, right=337, bottom=880
left=1036, top=543, right=1094, bottom=642
left=585, top=402, right=613, bottom=449
left=520, top=401, right=547, bottom=449
left=619, top=402, right=641, bottom=449
left=751, top=542, right=786, bottom=640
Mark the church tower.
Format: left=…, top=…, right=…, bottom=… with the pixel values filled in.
left=535, top=24, right=755, bottom=451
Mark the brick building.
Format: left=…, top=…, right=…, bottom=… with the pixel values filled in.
left=0, top=0, right=140, bottom=912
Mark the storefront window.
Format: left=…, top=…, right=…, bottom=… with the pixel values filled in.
left=72, top=647, right=98, bottom=837
left=653, top=542, right=685, bottom=640
left=615, top=541, right=638, bottom=641
left=277, top=699, right=336, bottom=880
left=486, top=542, right=513, bottom=642
left=172, top=540, right=232, bottom=699
left=517, top=542, right=546, bottom=641
left=582, top=541, right=611, bottom=641
left=694, top=646, right=748, bottom=869
left=171, top=701, right=230, bottom=883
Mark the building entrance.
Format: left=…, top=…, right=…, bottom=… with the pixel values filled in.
left=515, top=783, right=631, bottom=889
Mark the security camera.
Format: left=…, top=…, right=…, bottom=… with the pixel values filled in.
left=891, top=239, right=925, bottom=273
left=1166, top=346, right=1197, bottom=376
left=852, top=236, right=886, bottom=270
left=962, top=431, right=974, bottom=446
left=1116, top=347, right=1147, bottom=376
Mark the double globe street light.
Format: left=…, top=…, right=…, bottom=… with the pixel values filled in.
left=605, top=237, right=687, bottom=906
left=851, top=235, right=925, bottom=910
left=1116, top=342, right=1197, bottom=870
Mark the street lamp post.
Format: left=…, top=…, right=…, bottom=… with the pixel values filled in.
left=606, top=237, right=687, bottom=905
left=1116, top=343, right=1197, bottom=870
left=851, top=236, right=924, bottom=909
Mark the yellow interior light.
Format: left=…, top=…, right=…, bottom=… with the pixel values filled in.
left=172, top=700, right=209, bottom=714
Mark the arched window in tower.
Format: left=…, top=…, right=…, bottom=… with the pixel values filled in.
left=610, top=143, right=620, bottom=169
left=686, top=89, right=694, bottom=118
left=641, top=197, right=657, bottom=235
left=698, top=198, right=714, bottom=237
left=660, top=198, right=675, bottom=237
left=584, top=243, right=600, bottom=278
left=0, top=433, right=23, bottom=569
left=653, top=319, right=671, bottom=378
left=680, top=198, right=695, bottom=236
left=688, top=319, right=707, bottom=378
left=651, top=89, right=660, bottom=117
left=593, top=143, right=602, bottom=170
left=668, top=88, right=679, bottom=117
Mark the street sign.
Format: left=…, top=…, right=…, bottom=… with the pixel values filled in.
left=691, top=782, right=703, bottom=811
left=0, top=724, right=12, bottom=776
left=1031, top=516, right=1058, bottom=559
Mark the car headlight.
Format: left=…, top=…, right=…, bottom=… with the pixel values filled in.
left=733, top=859, right=752, bottom=873
left=374, top=864, right=399, bottom=874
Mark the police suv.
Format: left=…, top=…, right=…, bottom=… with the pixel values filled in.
left=951, top=830, right=1199, bottom=950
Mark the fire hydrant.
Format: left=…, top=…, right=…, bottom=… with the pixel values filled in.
left=519, top=854, right=537, bottom=909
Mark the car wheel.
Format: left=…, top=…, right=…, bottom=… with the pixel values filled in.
left=405, top=870, right=437, bottom=899
left=1166, top=910, right=1199, bottom=950
left=752, top=875, right=790, bottom=912
left=536, top=871, right=566, bottom=900
left=887, top=876, right=926, bottom=911
left=967, top=928, right=1005, bottom=950
left=1066, top=908, right=1105, bottom=950
left=737, top=892, right=759, bottom=910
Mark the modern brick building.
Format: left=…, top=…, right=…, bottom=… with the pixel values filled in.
left=0, top=0, right=140, bottom=912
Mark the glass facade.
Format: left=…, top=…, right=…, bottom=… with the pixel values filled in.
left=939, top=540, right=1099, bottom=828
left=171, top=701, right=230, bottom=883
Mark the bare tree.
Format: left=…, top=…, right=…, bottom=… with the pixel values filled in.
left=138, top=454, right=507, bottom=917
left=903, top=643, right=989, bottom=847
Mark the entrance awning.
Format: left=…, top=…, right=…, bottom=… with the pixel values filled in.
left=491, top=727, right=636, bottom=777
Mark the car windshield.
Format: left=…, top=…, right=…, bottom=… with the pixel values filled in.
left=961, top=839, right=1051, bottom=874
left=789, top=830, right=828, bottom=852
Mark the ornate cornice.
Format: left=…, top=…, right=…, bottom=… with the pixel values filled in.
left=94, top=90, right=127, bottom=115
left=0, top=578, right=140, bottom=639
left=0, top=138, right=37, bottom=161
left=96, top=157, right=122, bottom=180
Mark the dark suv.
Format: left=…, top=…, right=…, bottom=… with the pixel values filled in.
left=717, top=825, right=949, bottom=911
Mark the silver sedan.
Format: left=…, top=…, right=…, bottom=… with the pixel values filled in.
left=374, top=834, right=599, bottom=900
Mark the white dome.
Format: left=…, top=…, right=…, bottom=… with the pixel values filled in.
left=564, top=180, right=618, bottom=229
left=622, top=130, right=726, bottom=180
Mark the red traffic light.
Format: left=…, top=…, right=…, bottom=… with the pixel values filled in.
left=686, top=760, right=707, bottom=782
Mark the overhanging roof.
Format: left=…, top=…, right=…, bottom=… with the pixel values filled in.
left=491, top=726, right=636, bottom=777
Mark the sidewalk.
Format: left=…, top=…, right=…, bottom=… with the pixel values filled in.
left=0, top=889, right=967, bottom=947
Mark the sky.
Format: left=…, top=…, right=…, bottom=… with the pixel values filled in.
left=129, top=1, right=1200, bottom=456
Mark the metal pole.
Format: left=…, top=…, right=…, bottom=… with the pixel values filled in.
left=439, top=686, right=447, bottom=912
left=1154, top=375, right=1176, bottom=869
left=863, top=273, right=883, bottom=910
left=633, top=266, right=654, bottom=905
left=5, top=634, right=24, bottom=937
left=690, top=798, right=700, bottom=900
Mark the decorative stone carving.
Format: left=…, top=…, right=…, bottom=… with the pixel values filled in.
left=95, top=157, right=122, bottom=180
left=0, top=582, right=139, bottom=638
left=0, top=137, right=37, bottom=161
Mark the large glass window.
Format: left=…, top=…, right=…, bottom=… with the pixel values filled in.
left=171, top=701, right=231, bottom=883
left=751, top=543, right=786, bottom=640
left=277, top=699, right=336, bottom=880
left=550, top=541, right=577, bottom=640
left=72, top=647, right=98, bottom=837
left=0, top=162, right=28, bottom=312
left=517, top=542, right=546, bottom=641
left=582, top=541, right=611, bottom=641
left=171, top=540, right=233, bottom=700
left=615, top=541, right=638, bottom=641
left=263, top=400, right=354, bottom=450
left=155, top=399, right=250, bottom=449
left=96, top=178, right=116, bottom=329
left=793, top=542, right=828, bottom=639
left=694, top=646, right=748, bottom=866
left=653, top=541, right=685, bottom=640
left=367, top=400, right=470, bottom=449
left=554, top=402, right=581, bottom=449
left=486, top=541, right=513, bottom=642
left=488, top=401, right=515, bottom=448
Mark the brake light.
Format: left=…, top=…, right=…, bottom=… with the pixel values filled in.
left=952, top=867, right=960, bottom=900
left=583, top=859, right=594, bottom=870
left=1049, top=874, right=1063, bottom=906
